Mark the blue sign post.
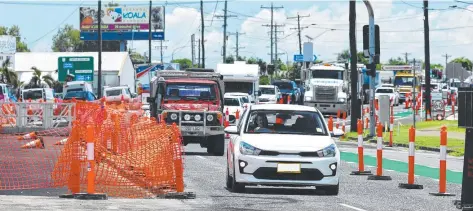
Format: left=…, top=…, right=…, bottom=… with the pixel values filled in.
left=293, top=54, right=303, bottom=62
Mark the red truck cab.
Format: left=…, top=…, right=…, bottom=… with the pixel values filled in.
left=149, top=69, right=226, bottom=156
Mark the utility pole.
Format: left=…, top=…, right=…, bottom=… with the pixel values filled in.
left=97, top=0, right=102, bottom=98
left=403, top=52, right=411, bottom=64
left=215, top=0, right=236, bottom=63
left=156, top=40, right=168, bottom=63
left=287, top=13, right=310, bottom=55
left=200, top=0, right=205, bottom=68
left=349, top=0, right=359, bottom=132
left=197, top=38, right=201, bottom=68
left=229, top=31, right=245, bottom=59
left=273, top=23, right=284, bottom=66
left=423, top=0, right=432, bottom=120
left=261, top=2, right=284, bottom=64
left=442, top=53, right=451, bottom=79
left=413, top=58, right=417, bottom=128
left=148, top=0, right=152, bottom=65
left=191, top=34, right=195, bottom=67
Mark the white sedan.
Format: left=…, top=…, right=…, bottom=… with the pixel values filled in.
left=375, top=87, right=399, bottom=106
left=224, top=104, right=343, bottom=195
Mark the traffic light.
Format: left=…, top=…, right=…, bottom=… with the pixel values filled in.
left=362, top=25, right=380, bottom=64
left=366, top=63, right=376, bottom=77
left=267, top=64, right=275, bottom=75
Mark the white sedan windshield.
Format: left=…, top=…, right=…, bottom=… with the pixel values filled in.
left=245, top=110, right=327, bottom=135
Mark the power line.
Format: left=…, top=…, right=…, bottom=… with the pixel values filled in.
left=0, top=0, right=231, bottom=6
left=29, top=1, right=84, bottom=45
left=288, top=13, right=310, bottom=55
left=209, top=0, right=220, bottom=26
left=261, top=2, right=284, bottom=64
left=402, top=52, right=411, bottom=63
left=215, top=0, right=237, bottom=63
left=229, top=31, right=245, bottom=59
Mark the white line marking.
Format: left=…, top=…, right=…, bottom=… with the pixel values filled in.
left=340, top=203, right=368, bottom=211
left=346, top=161, right=355, bottom=164
left=196, top=156, right=206, bottom=160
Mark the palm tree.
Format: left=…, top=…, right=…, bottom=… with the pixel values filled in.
left=27, top=66, right=50, bottom=88
left=0, top=57, right=12, bottom=84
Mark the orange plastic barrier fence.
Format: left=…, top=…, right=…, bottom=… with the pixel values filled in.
left=0, top=100, right=184, bottom=198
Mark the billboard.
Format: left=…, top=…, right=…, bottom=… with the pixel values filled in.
left=80, top=6, right=164, bottom=31
left=0, top=35, right=16, bottom=54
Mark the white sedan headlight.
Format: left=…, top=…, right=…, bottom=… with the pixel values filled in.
left=316, top=144, right=336, bottom=157
left=239, top=142, right=261, bottom=156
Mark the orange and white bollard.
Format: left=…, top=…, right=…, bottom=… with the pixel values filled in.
left=336, top=110, right=341, bottom=129
left=235, top=109, right=240, bottom=126
left=368, top=123, right=392, bottom=181
left=20, top=137, right=45, bottom=149
left=328, top=116, right=333, bottom=133
left=17, top=131, right=37, bottom=140
left=389, top=106, right=394, bottom=147
left=429, top=126, right=456, bottom=196
left=350, top=119, right=372, bottom=176
left=225, top=108, right=230, bottom=139
left=365, top=117, right=369, bottom=130
left=399, top=126, right=423, bottom=189
left=341, top=112, right=346, bottom=139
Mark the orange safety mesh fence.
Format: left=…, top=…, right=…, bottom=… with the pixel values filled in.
left=0, top=100, right=184, bottom=198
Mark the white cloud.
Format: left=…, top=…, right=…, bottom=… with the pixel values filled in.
left=126, top=2, right=473, bottom=69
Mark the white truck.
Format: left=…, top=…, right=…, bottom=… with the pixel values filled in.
left=302, top=63, right=349, bottom=115
left=216, top=61, right=261, bottom=104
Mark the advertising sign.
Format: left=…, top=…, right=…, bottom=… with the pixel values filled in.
left=382, top=65, right=413, bottom=71
left=58, top=57, right=94, bottom=82
left=0, top=35, right=16, bottom=53
left=80, top=6, right=164, bottom=31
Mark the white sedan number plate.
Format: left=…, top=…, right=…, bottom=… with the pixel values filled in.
left=182, top=126, right=203, bottom=132
left=277, top=163, right=301, bottom=173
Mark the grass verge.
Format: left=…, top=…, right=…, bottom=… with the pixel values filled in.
left=343, top=126, right=465, bottom=157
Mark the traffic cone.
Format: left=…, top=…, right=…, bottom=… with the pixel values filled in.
left=17, top=132, right=37, bottom=140
left=21, top=137, right=45, bottom=149
left=54, top=138, right=68, bottom=145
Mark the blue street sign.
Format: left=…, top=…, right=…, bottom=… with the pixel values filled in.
left=293, top=54, right=303, bottom=62
left=63, top=62, right=73, bottom=69
left=314, top=55, right=318, bottom=62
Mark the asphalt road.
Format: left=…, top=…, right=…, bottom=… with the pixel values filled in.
left=0, top=140, right=463, bottom=211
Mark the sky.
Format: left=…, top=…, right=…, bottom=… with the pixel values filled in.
left=1, top=0, right=473, bottom=69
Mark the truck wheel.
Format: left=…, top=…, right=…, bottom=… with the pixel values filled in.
left=208, top=135, right=225, bottom=156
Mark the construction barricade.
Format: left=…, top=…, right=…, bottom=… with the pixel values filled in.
left=0, top=100, right=193, bottom=199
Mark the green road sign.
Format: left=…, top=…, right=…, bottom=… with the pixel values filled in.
left=58, top=56, right=94, bottom=82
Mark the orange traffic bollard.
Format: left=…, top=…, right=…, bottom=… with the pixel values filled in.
left=17, top=131, right=37, bottom=140
left=368, top=123, right=392, bottom=181
left=365, top=117, right=369, bottom=130
left=20, top=138, right=45, bottom=149
left=225, top=108, right=230, bottom=139
left=429, top=126, right=456, bottom=196
left=328, top=116, right=333, bottom=133
left=350, top=119, right=372, bottom=176
left=235, top=109, right=240, bottom=125
left=389, top=106, right=394, bottom=147
left=399, top=126, right=423, bottom=189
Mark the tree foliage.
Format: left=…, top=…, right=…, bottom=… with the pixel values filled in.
left=388, top=57, right=407, bottom=65
left=337, top=49, right=369, bottom=64
left=129, top=51, right=147, bottom=64
left=171, top=58, right=193, bottom=69
left=259, top=75, right=270, bottom=85
left=52, top=25, right=83, bottom=52
left=451, top=57, right=472, bottom=71
left=0, top=25, right=30, bottom=52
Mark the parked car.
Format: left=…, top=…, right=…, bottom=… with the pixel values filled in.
left=258, top=85, right=281, bottom=104
left=375, top=87, right=399, bottom=106
left=223, top=95, right=246, bottom=125
left=224, top=104, right=343, bottom=194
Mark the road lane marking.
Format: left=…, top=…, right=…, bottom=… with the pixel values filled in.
left=340, top=203, right=368, bottom=211
left=196, top=156, right=206, bottom=160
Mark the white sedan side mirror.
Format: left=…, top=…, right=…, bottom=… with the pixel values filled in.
left=224, top=126, right=239, bottom=135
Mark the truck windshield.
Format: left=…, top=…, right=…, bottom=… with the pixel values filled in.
left=376, top=89, right=393, bottom=93
left=311, top=70, right=343, bottom=80
left=394, top=76, right=416, bottom=86
left=224, top=98, right=240, bottom=106
left=23, top=90, right=43, bottom=100
left=165, top=83, right=217, bottom=100
left=260, top=87, right=275, bottom=94
left=106, top=89, right=122, bottom=96
left=273, top=82, right=293, bottom=90
left=224, top=82, right=253, bottom=94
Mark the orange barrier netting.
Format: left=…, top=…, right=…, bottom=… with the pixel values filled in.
left=0, top=100, right=184, bottom=198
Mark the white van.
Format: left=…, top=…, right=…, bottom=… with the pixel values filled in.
left=103, top=86, right=136, bottom=103
left=21, top=88, right=55, bottom=102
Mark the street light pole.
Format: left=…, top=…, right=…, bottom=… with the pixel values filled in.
left=363, top=0, right=376, bottom=137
